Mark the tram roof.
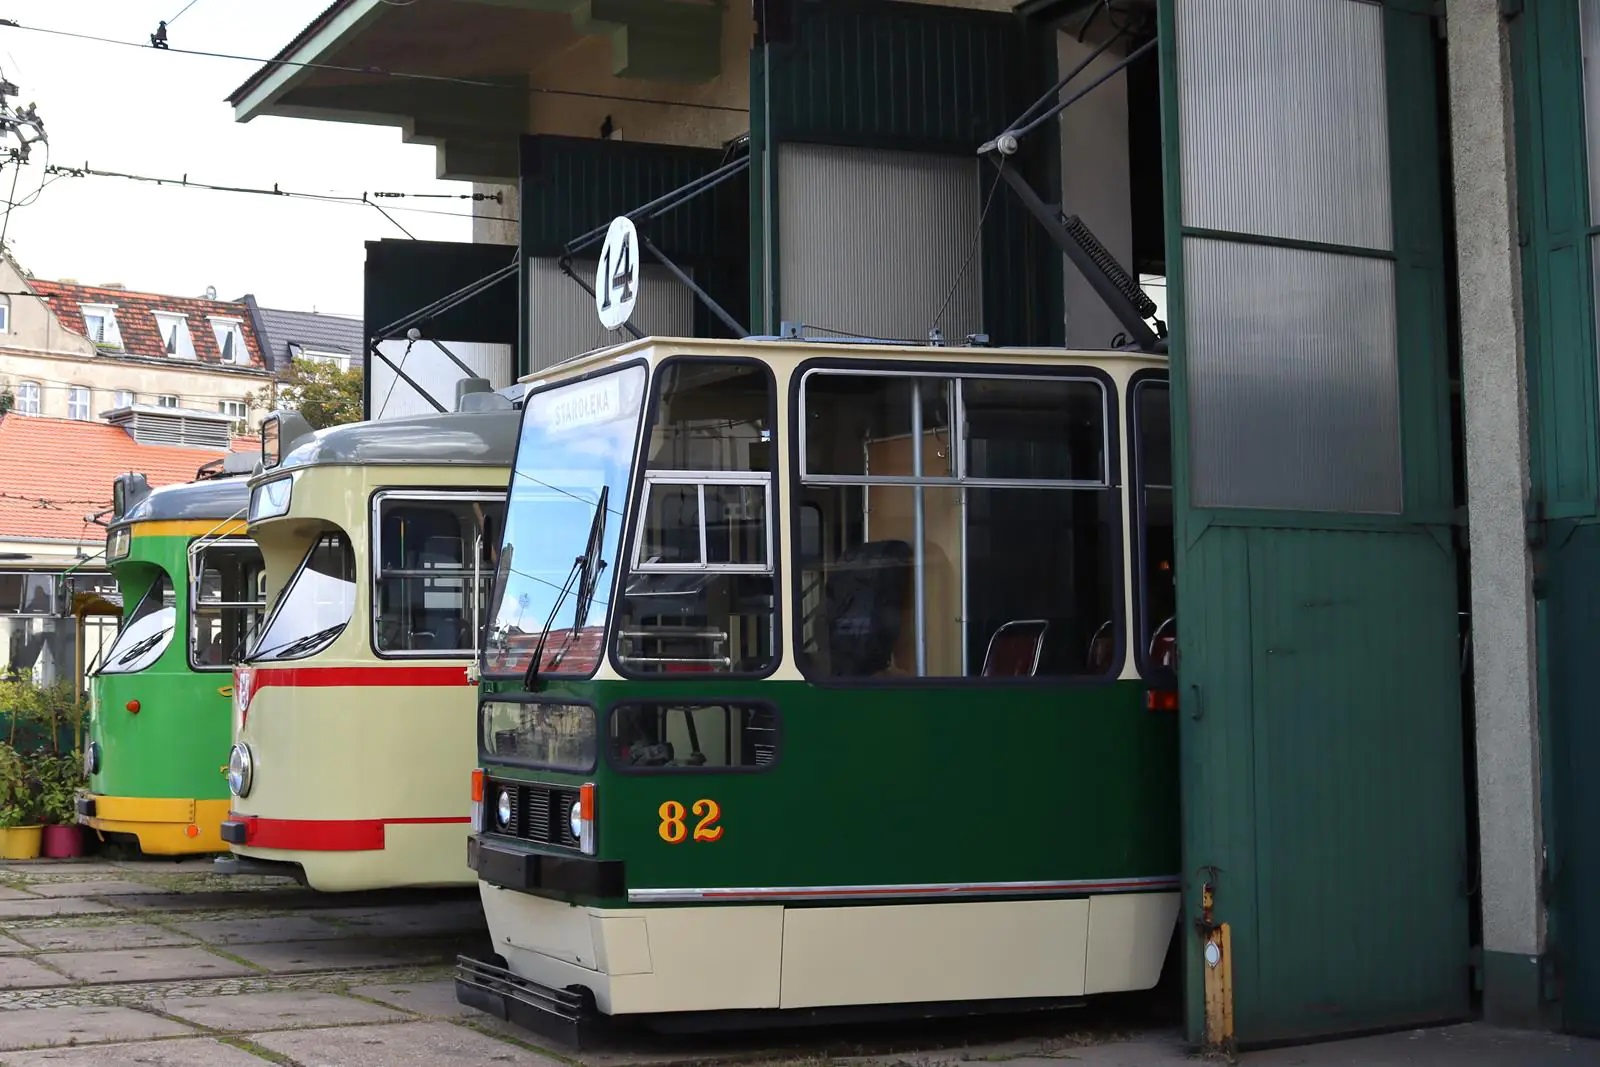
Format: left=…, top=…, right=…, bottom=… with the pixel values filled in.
left=113, top=474, right=252, bottom=531
left=265, top=407, right=521, bottom=478
left=518, top=335, right=1170, bottom=386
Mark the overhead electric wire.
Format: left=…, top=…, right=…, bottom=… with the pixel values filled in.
left=0, top=19, right=747, bottom=114
left=44, top=163, right=518, bottom=226
left=165, top=0, right=203, bottom=25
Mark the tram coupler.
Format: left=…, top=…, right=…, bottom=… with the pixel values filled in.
left=455, top=952, right=594, bottom=1048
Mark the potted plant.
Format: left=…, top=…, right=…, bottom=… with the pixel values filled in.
left=36, top=755, right=85, bottom=858
left=0, top=743, right=41, bottom=860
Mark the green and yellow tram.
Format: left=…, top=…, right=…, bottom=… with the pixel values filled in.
left=458, top=335, right=1180, bottom=1038
left=78, top=457, right=265, bottom=854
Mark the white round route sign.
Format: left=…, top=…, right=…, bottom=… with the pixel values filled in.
left=594, top=215, right=639, bottom=331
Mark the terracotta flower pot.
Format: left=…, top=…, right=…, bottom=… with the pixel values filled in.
left=41, top=824, right=84, bottom=859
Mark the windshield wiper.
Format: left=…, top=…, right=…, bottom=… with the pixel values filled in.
left=114, top=627, right=172, bottom=667
left=255, top=623, right=346, bottom=661
left=523, top=488, right=608, bottom=692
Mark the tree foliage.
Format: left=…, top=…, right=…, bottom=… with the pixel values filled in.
left=252, top=357, right=364, bottom=430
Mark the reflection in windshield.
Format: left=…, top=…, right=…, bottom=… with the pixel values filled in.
left=249, top=534, right=357, bottom=662
left=97, top=573, right=175, bottom=675
left=483, top=364, right=646, bottom=677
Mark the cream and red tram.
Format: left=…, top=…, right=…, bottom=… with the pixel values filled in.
left=457, top=336, right=1180, bottom=1038
left=221, top=399, right=515, bottom=891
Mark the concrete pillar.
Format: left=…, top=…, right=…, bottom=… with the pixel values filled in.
left=472, top=182, right=519, bottom=247
left=1446, top=0, right=1547, bottom=1029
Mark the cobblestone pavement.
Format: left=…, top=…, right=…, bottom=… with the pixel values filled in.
left=0, top=859, right=1596, bottom=1066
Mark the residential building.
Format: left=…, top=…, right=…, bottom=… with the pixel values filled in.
left=0, top=408, right=251, bottom=688
left=239, top=294, right=364, bottom=375
left=0, top=256, right=274, bottom=432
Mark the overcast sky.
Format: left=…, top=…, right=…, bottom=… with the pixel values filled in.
left=0, top=0, right=472, bottom=318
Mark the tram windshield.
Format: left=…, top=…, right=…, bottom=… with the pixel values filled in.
left=249, top=533, right=357, bottom=662
left=191, top=540, right=266, bottom=670
left=483, top=364, right=647, bottom=677
left=97, top=572, right=176, bottom=675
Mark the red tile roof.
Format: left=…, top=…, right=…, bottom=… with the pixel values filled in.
left=27, top=280, right=267, bottom=371
left=0, top=415, right=234, bottom=544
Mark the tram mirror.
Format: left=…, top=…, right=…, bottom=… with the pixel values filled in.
left=260, top=413, right=314, bottom=471
left=112, top=473, right=150, bottom=520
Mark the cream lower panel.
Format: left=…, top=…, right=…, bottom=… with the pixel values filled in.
left=480, top=887, right=784, bottom=1015
left=237, top=823, right=474, bottom=893
left=778, top=899, right=1090, bottom=1009
left=1083, top=892, right=1181, bottom=994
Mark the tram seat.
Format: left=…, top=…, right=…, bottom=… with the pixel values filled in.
left=982, top=620, right=1048, bottom=677
left=823, top=539, right=912, bottom=677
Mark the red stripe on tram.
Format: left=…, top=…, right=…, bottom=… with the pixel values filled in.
left=248, top=665, right=474, bottom=691
left=225, top=814, right=471, bottom=852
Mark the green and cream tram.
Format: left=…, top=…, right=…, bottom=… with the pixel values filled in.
left=458, top=336, right=1179, bottom=1039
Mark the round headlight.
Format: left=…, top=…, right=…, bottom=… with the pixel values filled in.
left=568, top=800, right=583, bottom=840
left=84, top=741, right=101, bottom=777
left=495, top=790, right=512, bottom=828
left=227, top=743, right=254, bottom=798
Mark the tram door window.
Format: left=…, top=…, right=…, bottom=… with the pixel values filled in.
left=614, top=361, right=776, bottom=675
left=250, top=533, right=356, bottom=662
left=1131, top=380, right=1175, bottom=676
left=97, top=572, right=176, bottom=675
left=190, top=541, right=265, bottom=670
left=610, top=702, right=780, bottom=770
left=797, top=370, right=1118, bottom=679
left=373, top=495, right=505, bottom=656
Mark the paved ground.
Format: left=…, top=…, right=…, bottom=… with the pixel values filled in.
left=0, top=858, right=1593, bottom=1066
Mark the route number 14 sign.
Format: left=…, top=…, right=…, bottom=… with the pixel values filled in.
left=595, top=216, right=639, bottom=331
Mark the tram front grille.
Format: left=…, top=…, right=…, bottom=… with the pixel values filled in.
left=485, top=779, right=581, bottom=849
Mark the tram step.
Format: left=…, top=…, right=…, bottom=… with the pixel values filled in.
left=455, top=952, right=588, bottom=1048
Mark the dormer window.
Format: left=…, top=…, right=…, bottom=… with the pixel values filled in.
left=209, top=317, right=247, bottom=364
left=80, top=304, right=122, bottom=350
left=153, top=312, right=196, bottom=360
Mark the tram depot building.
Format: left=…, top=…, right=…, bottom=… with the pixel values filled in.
left=224, top=0, right=1600, bottom=1051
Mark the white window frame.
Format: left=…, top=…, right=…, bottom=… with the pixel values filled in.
left=112, top=389, right=135, bottom=408
left=14, top=380, right=40, bottom=415
left=368, top=489, right=505, bottom=660
left=219, top=400, right=247, bottom=419
left=297, top=348, right=351, bottom=372
left=0, top=296, right=12, bottom=333
left=208, top=316, right=247, bottom=364
left=80, top=303, right=123, bottom=349
left=630, top=471, right=775, bottom=575
left=155, top=394, right=179, bottom=409
left=153, top=311, right=196, bottom=360
left=67, top=386, right=90, bottom=421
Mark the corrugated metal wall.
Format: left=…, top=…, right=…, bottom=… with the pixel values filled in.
left=524, top=257, right=694, bottom=373
left=752, top=0, right=1060, bottom=345
left=776, top=143, right=981, bottom=341
left=369, top=340, right=515, bottom=421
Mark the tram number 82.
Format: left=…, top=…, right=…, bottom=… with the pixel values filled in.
left=657, top=799, right=723, bottom=844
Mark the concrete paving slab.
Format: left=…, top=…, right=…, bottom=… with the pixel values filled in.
left=252, top=1020, right=562, bottom=1066
left=3, top=1037, right=272, bottom=1066
left=0, top=931, right=36, bottom=954
left=155, top=990, right=410, bottom=1031
left=224, top=939, right=443, bottom=974
left=109, top=890, right=309, bottom=912
left=1240, top=1024, right=1600, bottom=1065
left=0, top=862, right=130, bottom=876
left=0, top=1005, right=196, bottom=1051
left=0, top=898, right=117, bottom=919
left=0, top=886, right=41, bottom=900
left=0, top=956, right=72, bottom=988
left=352, top=979, right=478, bottom=1018
left=316, top=902, right=487, bottom=937
left=22, top=880, right=164, bottom=898
left=169, top=915, right=345, bottom=944
left=11, top=923, right=198, bottom=952
left=39, top=946, right=257, bottom=984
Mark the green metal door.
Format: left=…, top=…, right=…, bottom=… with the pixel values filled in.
left=1514, top=0, right=1600, bottom=1036
left=1157, top=0, right=1470, bottom=1046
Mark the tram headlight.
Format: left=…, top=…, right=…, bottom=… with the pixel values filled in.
left=227, top=743, right=254, bottom=798
left=495, top=790, right=513, bottom=829
left=568, top=800, right=583, bottom=841
left=84, top=742, right=101, bottom=777
left=248, top=475, right=293, bottom=522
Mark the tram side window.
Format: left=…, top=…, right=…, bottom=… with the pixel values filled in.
left=190, top=542, right=266, bottom=670
left=374, top=496, right=504, bottom=655
left=613, top=361, right=777, bottom=675
left=797, top=371, right=1119, bottom=680
left=250, top=533, right=356, bottom=662
left=609, top=703, right=779, bottom=770
left=1134, top=381, right=1175, bottom=674
left=97, top=572, right=176, bottom=675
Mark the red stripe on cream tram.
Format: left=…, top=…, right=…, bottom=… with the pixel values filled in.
left=219, top=397, right=516, bottom=890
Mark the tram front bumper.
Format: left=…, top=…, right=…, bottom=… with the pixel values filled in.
left=468, top=835, right=625, bottom=898
left=456, top=952, right=590, bottom=1048
left=76, top=795, right=230, bottom=854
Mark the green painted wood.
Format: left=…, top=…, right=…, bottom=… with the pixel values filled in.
left=751, top=0, right=1063, bottom=346
left=1512, top=0, right=1600, bottom=1035
left=1159, top=0, right=1469, bottom=1045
